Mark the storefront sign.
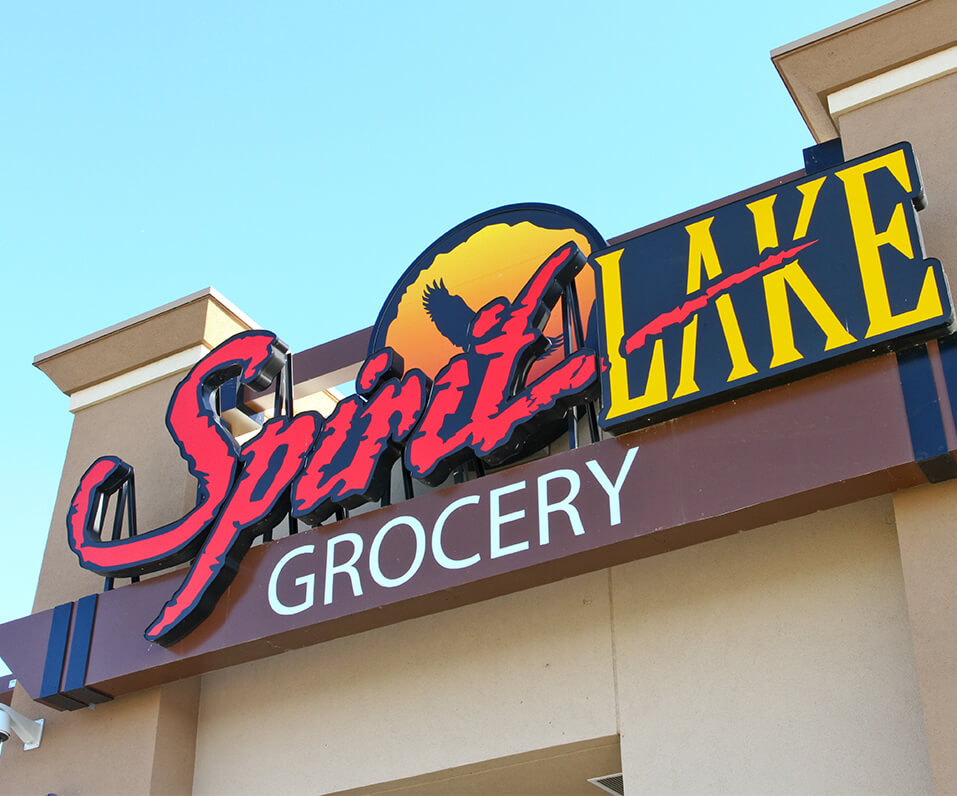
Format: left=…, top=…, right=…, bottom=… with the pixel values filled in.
left=64, top=143, right=954, bottom=647
left=3, top=349, right=936, bottom=708
left=1, top=141, right=953, bottom=709
left=594, top=142, right=952, bottom=431
left=61, top=144, right=951, bottom=645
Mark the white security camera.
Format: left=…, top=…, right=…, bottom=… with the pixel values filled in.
left=0, top=705, right=44, bottom=753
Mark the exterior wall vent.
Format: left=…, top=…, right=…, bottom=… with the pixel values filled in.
left=588, top=772, right=625, bottom=795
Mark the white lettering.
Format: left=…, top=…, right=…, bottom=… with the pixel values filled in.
left=585, top=447, right=638, bottom=526
left=432, top=495, right=481, bottom=570
left=537, top=469, right=584, bottom=544
left=324, top=532, right=364, bottom=605
left=490, top=480, right=529, bottom=558
left=370, top=516, right=426, bottom=588
left=268, top=544, right=316, bottom=616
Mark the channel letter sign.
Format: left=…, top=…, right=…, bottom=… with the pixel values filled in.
left=593, top=143, right=953, bottom=432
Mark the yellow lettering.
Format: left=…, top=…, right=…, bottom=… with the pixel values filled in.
left=763, top=260, right=857, bottom=367
left=595, top=250, right=670, bottom=419
left=672, top=314, right=700, bottom=399
left=686, top=219, right=756, bottom=383
left=622, top=338, right=669, bottom=412
left=715, top=294, right=758, bottom=381
left=792, top=177, right=826, bottom=240
left=746, top=194, right=779, bottom=253
left=836, top=149, right=943, bottom=337
left=685, top=218, right=722, bottom=294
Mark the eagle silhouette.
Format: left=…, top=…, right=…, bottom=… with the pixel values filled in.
left=422, top=279, right=565, bottom=352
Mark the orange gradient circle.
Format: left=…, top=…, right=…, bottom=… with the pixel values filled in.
left=371, top=205, right=606, bottom=382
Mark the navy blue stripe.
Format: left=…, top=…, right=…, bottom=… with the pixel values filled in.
left=897, top=343, right=957, bottom=482
left=935, top=333, right=957, bottom=430
left=802, top=138, right=844, bottom=174
left=63, top=593, right=97, bottom=693
left=39, top=603, right=73, bottom=698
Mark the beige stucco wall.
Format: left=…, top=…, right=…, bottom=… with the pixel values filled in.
left=0, top=293, right=250, bottom=796
left=613, top=496, right=931, bottom=794
left=31, top=289, right=256, bottom=612
left=32, top=371, right=197, bottom=613
left=836, top=71, right=957, bottom=297
left=894, top=480, right=957, bottom=794
left=193, top=570, right=618, bottom=795
left=818, top=49, right=957, bottom=796
left=770, top=0, right=957, bottom=142
left=189, top=496, right=931, bottom=795
left=0, top=373, right=202, bottom=794
left=330, top=737, right=623, bottom=796
left=0, top=677, right=201, bottom=796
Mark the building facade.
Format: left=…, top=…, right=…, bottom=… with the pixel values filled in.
left=1, top=1, right=956, bottom=793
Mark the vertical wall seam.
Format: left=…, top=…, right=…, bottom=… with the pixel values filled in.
left=607, top=567, right=622, bottom=735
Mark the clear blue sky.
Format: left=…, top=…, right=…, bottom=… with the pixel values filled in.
left=0, top=0, right=880, bottom=676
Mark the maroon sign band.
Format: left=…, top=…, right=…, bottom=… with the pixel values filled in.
left=0, top=348, right=935, bottom=705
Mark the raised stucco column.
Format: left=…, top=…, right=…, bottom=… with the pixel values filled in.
left=0, top=288, right=254, bottom=795
left=774, top=2, right=957, bottom=791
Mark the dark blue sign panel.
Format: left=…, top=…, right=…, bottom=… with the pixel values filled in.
left=593, top=142, right=954, bottom=432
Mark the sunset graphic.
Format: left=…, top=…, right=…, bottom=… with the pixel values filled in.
left=371, top=205, right=606, bottom=382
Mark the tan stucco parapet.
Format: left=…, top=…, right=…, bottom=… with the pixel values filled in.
left=34, top=287, right=259, bottom=398
left=772, top=0, right=957, bottom=142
